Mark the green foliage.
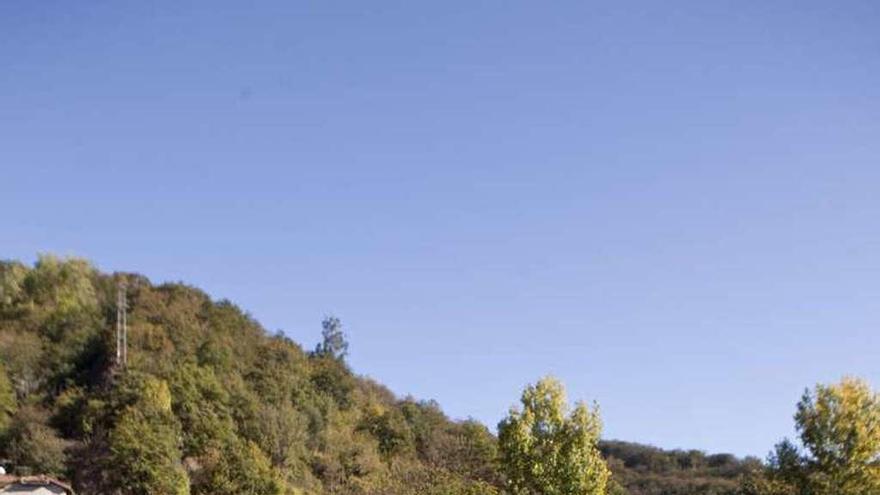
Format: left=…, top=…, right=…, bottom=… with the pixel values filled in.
left=310, top=353, right=356, bottom=409
left=2, top=405, right=69, bottom=476
left=498, top=377, right=610, bottom=495
left=169, top=363, right=235, bottom=457
left=0, top=254, right=781, bottom=495
left=738, top=377, right=880, bottom=495
left=372, top=463, right=500, bottom=495
left=192, top=438, right=284, bottom=495
left=0, top=324, right=47, bottom=398
left=397, top=400, right=499, bottom=484
left=0, top=256, right=513, bottom=494
left=250, top=402, right=312, bottom=486
left=764, top=439, right=806, bottom=492
left=601, top=440, right=756, bottom=495
left=103, top=374, right=190, bottom=495
left=315, top=316, right=349, bottom=360
left=0, top=362, right=15, bottom=433
left=795, top=377, right=880, bottom=495
left=0, top=260, right=29, bottom=309
left=736, top=471, right=797, bottom=495
left=360, top=405, right=415, bottom=460
left=26, top=254, right=98, bottom=315
left=0, top=255, right=105, bottom=399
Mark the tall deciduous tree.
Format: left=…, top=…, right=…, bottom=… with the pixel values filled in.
left=315, top=316, right=349, bottom=360
left=105, top=374, right=190, bottom=495
left=498, top=377, right=610, bottom=495
left=795, top=377, right=880, bottom=495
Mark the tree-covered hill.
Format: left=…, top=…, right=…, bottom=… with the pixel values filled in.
left=600, top=441, right=760, bottom=495
left=0, top=255, right=755, bottom=494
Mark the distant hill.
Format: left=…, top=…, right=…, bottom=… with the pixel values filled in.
left=0, top=255, right=756, bottom=494
left=601, top=440, right=760, bottom=495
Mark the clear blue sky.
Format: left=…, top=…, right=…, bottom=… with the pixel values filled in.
left=2, top=1, right=879, bottom=458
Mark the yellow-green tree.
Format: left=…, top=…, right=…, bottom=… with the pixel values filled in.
left=0, top=260, right=28, bottom=308
left=192, top=438, right=284, bottom=495
left=795, top=377, right=880, bottom=495
left=498, top=377, right=610, bottom=495
left=25, top=254, right=98, bottom=315
left=105, top=374, right=190, bottom=495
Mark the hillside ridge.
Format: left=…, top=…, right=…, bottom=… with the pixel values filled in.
left=0, top=255, right=754, bottom=494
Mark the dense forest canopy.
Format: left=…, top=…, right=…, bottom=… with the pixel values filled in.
left=0, top=255, right=876, bottom=495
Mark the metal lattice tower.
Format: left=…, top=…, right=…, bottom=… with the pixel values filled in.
left=116, top=281, right=128, bottom=367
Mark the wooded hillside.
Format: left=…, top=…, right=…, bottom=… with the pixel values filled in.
left=0, top=256, right=759, bottom=494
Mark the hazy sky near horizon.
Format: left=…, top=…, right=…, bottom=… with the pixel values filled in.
left=3, top=1, right=880, bottom=457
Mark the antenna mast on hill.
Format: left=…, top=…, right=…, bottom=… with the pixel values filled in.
left=116, top=280, right=128, bottom=367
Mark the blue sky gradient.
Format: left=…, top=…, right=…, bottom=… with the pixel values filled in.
left=2, top=1, right=880, bottom=457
